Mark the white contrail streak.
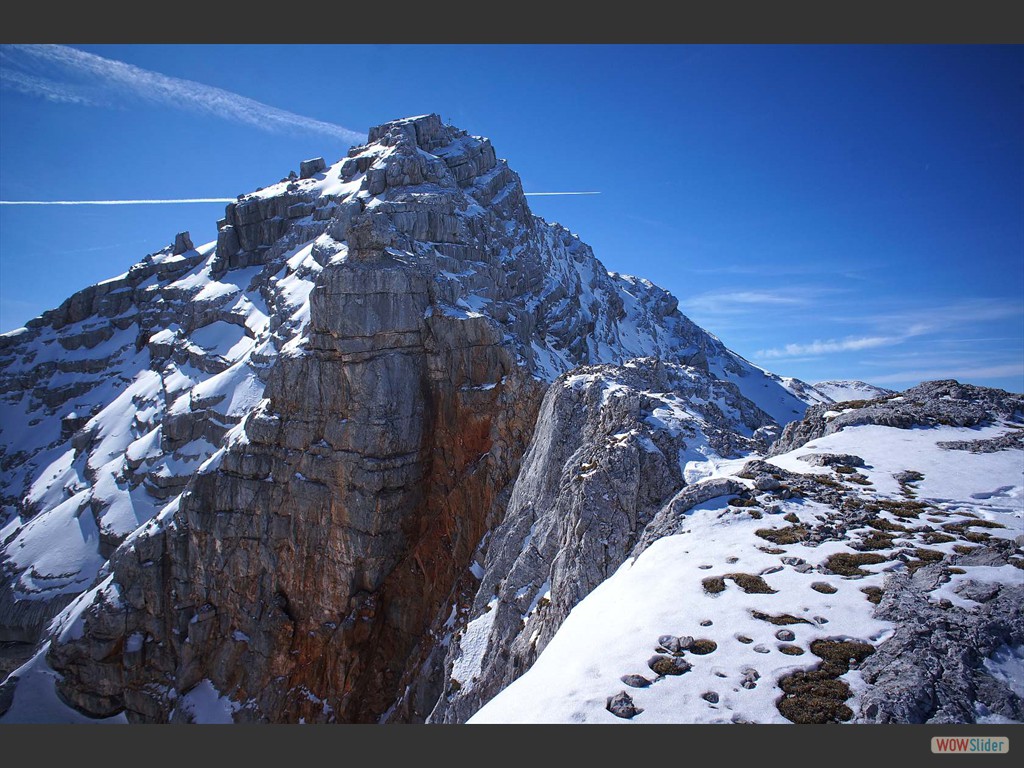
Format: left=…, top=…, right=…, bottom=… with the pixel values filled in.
left=0, top=44, right=367, bottom=143
left=0, top=198, right=235, bottom=205
left=2, top=192, right=601, bottom=205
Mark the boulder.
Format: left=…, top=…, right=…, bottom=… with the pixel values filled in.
left=299, top=157, right=327, bottom=179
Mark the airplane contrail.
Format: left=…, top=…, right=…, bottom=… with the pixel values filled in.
left=522, top=192, right=601, bottom=196
left=0, top=198, right=236, bottom=205
left=2, top=192, right=601, bottom=205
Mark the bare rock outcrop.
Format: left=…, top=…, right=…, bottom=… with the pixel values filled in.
left=299, top=157, right=326, bottom=179
left=858, top=569, right=1024, bottom=723
left=172, top=232, right=194, bottom=255
left=41, top=118, right=551, bottom=723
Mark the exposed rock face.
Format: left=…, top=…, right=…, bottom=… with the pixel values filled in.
left=1, top=114, right=814, bottom=723
left=0, top=590, right=75, bottom=680
left=937, top=431, right=1024, bottom=454
left=771, top=380, right=1024, bottom=456
left=428, top=358, right=776, bottom=723
left=299, top=157, right=326, bottom=179
left=858, top=568, right=1024, bottom=723
left=48, top=272, right=545, bottom=722
left=0, top=185, right=334, bottom=679
left=798, top=452, right=865, bottom=468
left=631, top=476, right=746, bottom=557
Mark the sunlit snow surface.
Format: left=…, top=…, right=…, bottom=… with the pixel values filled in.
left=171, top=680, right=242, bottom=724
left=470, top=420, right=1023, bottom=724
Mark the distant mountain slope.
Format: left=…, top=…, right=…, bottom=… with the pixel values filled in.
left=813, top=380, right=894, bottom=403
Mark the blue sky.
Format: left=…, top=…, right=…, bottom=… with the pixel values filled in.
left=1, top=44, right=1021, bottom=392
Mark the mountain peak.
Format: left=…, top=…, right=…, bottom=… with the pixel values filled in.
left=0, top=114, right=820, bottom=725
left=365, top=113, right=452, bottom=150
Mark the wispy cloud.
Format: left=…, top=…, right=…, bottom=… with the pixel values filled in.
left=0, top=44, right=367, bottom=143
left=756, top=335, right=902, bottom=359
left=710, top=291, right=807, bottom=306
left=758, top=356, right=827, bottom=365
left=756, top=297, right=1023, bottom=360
left=1, top=67, right=99, bottom=105
left=837, top=298, right=1024, bottom=336
left=681, top=288, right=816, bottom=317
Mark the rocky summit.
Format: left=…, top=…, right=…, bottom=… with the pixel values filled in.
left=0, top=115, right=1020, bottom=725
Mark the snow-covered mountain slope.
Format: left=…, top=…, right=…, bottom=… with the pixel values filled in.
left=0, top=218, right=330, bottom=665
left=0, top=114, right=817, bottom=723
left=813, top=380, right=894, bottom=404
left=465, top=382, right=1024, bottom=724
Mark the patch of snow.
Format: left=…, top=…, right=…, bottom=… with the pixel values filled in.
left=451, top=599, right=499, bottom=687
left=173, top=679, right=240, bottom=724
left=983, top=644, right=1024, bottom=699
left=770, top=423, right=1024, bottom=516
left=0, top=647, right=128, bottom=724
left=813, top=380, right=892, bottom=403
